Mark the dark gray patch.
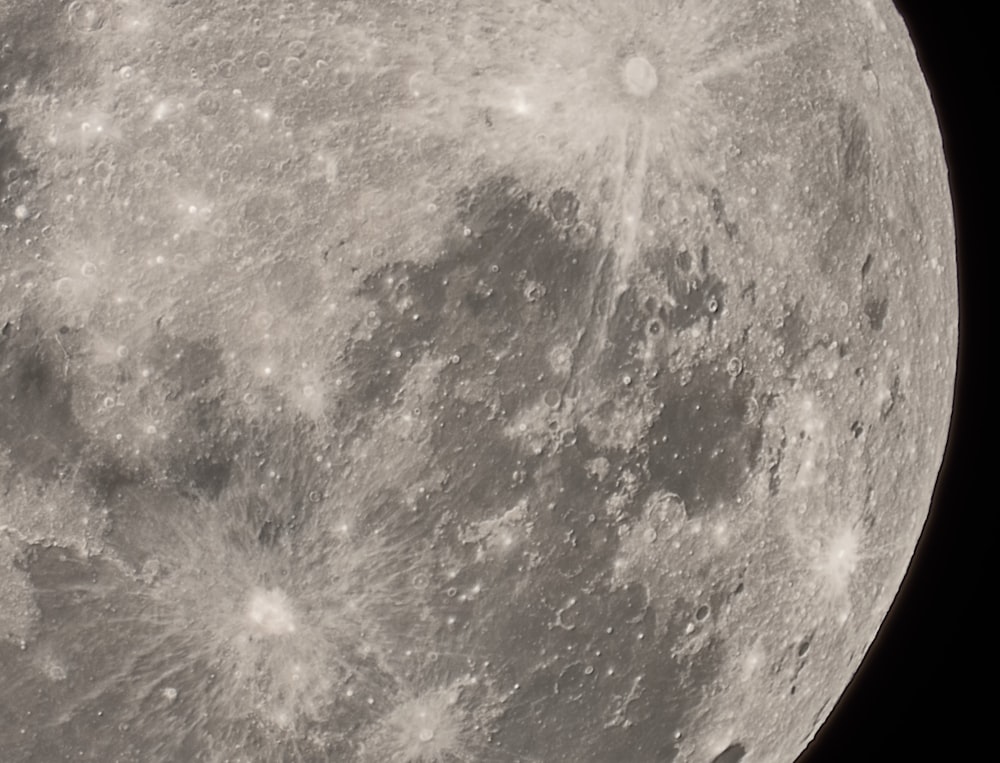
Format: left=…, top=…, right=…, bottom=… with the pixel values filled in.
left=161, top=394, right=235, bottom=498
left=709, top=187, right=739, bottom=239
left=642, top=244, right=726, bottom=333
left=839, top=103, right=873, bottom=183
left=0, top=1, right=65, bottom=95
left=0, top=112, right=31, bottom=223
left=644, top=362, right=762, bottom=517
left=880, top=373, right=904, bottom=419
left=1, top=1, right=67, bottom=223
left=775, top=298, right=810, bottom=367
left=863, top=295, right=888, bottom=331
left=81, top=453, right=147, bottom=504
left=144, top=333, right=225, bottom=398
left=668, top=270, right=725, bottom=332
left=495, top=611, right=713, bottom=763
left=676, top=248, right=693, bottom=272
left=860, top=251, right=875, bottom=279
left=256, top=516, right=282, bottom=549
left=343, top=175, right=603, bottom=420
left=180, top=452, right=232, bottom=498
left=766, top=433, right=786, bottom=496
left=709, top=188, right=725, bottom=223
left=710, top=743, right=747, bottom=763
left=338, top=173, right=742, bottom=760
left=817, top=102, right=875, bottom=274
left=426, top=399, right=534, bottom=528
left=548, top=187, right=579, bottom=225
left=0, top=316, right=86, bottom=480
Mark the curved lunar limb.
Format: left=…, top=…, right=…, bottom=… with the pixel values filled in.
left=1, top=2, right=955, bottom=761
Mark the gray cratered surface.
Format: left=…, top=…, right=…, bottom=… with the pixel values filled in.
left=0, top=1, right=955, bottom=761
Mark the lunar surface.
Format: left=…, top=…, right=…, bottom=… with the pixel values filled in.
left=0, top=2, right=955, bottom=762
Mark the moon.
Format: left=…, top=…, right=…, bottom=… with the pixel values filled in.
left=0, top=1, right=955, bottom=762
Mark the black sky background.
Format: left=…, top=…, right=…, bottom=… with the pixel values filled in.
left=797, top=3, right=986, bottom=761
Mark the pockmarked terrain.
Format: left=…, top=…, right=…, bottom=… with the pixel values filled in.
left=0, top=2, right=955, bottom=761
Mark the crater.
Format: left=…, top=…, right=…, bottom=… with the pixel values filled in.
left=623, top=55, right=658, bottom=98
left=246, top=587, right=297, bottom=636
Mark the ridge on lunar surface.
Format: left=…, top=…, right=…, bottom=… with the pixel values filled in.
left=0, top=1, right=955, bottom=762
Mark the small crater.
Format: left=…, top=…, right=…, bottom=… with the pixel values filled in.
left=196, top=91, right=220, bottom=116
left=67, top=0, right=109, bottom=32
left=371, top=688, right=469, bottom=762
left=543, top=388, right=562, bottom=409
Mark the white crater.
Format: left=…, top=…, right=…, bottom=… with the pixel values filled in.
left=623, top=55, right=658, bottom=98
left=245, top=587, right=297, bottom=635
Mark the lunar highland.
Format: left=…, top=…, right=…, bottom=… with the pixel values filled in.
left=0, top=1, right=955, bottom=761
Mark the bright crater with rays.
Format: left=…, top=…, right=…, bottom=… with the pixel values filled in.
left=246, top=587, right=298, bottom=637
